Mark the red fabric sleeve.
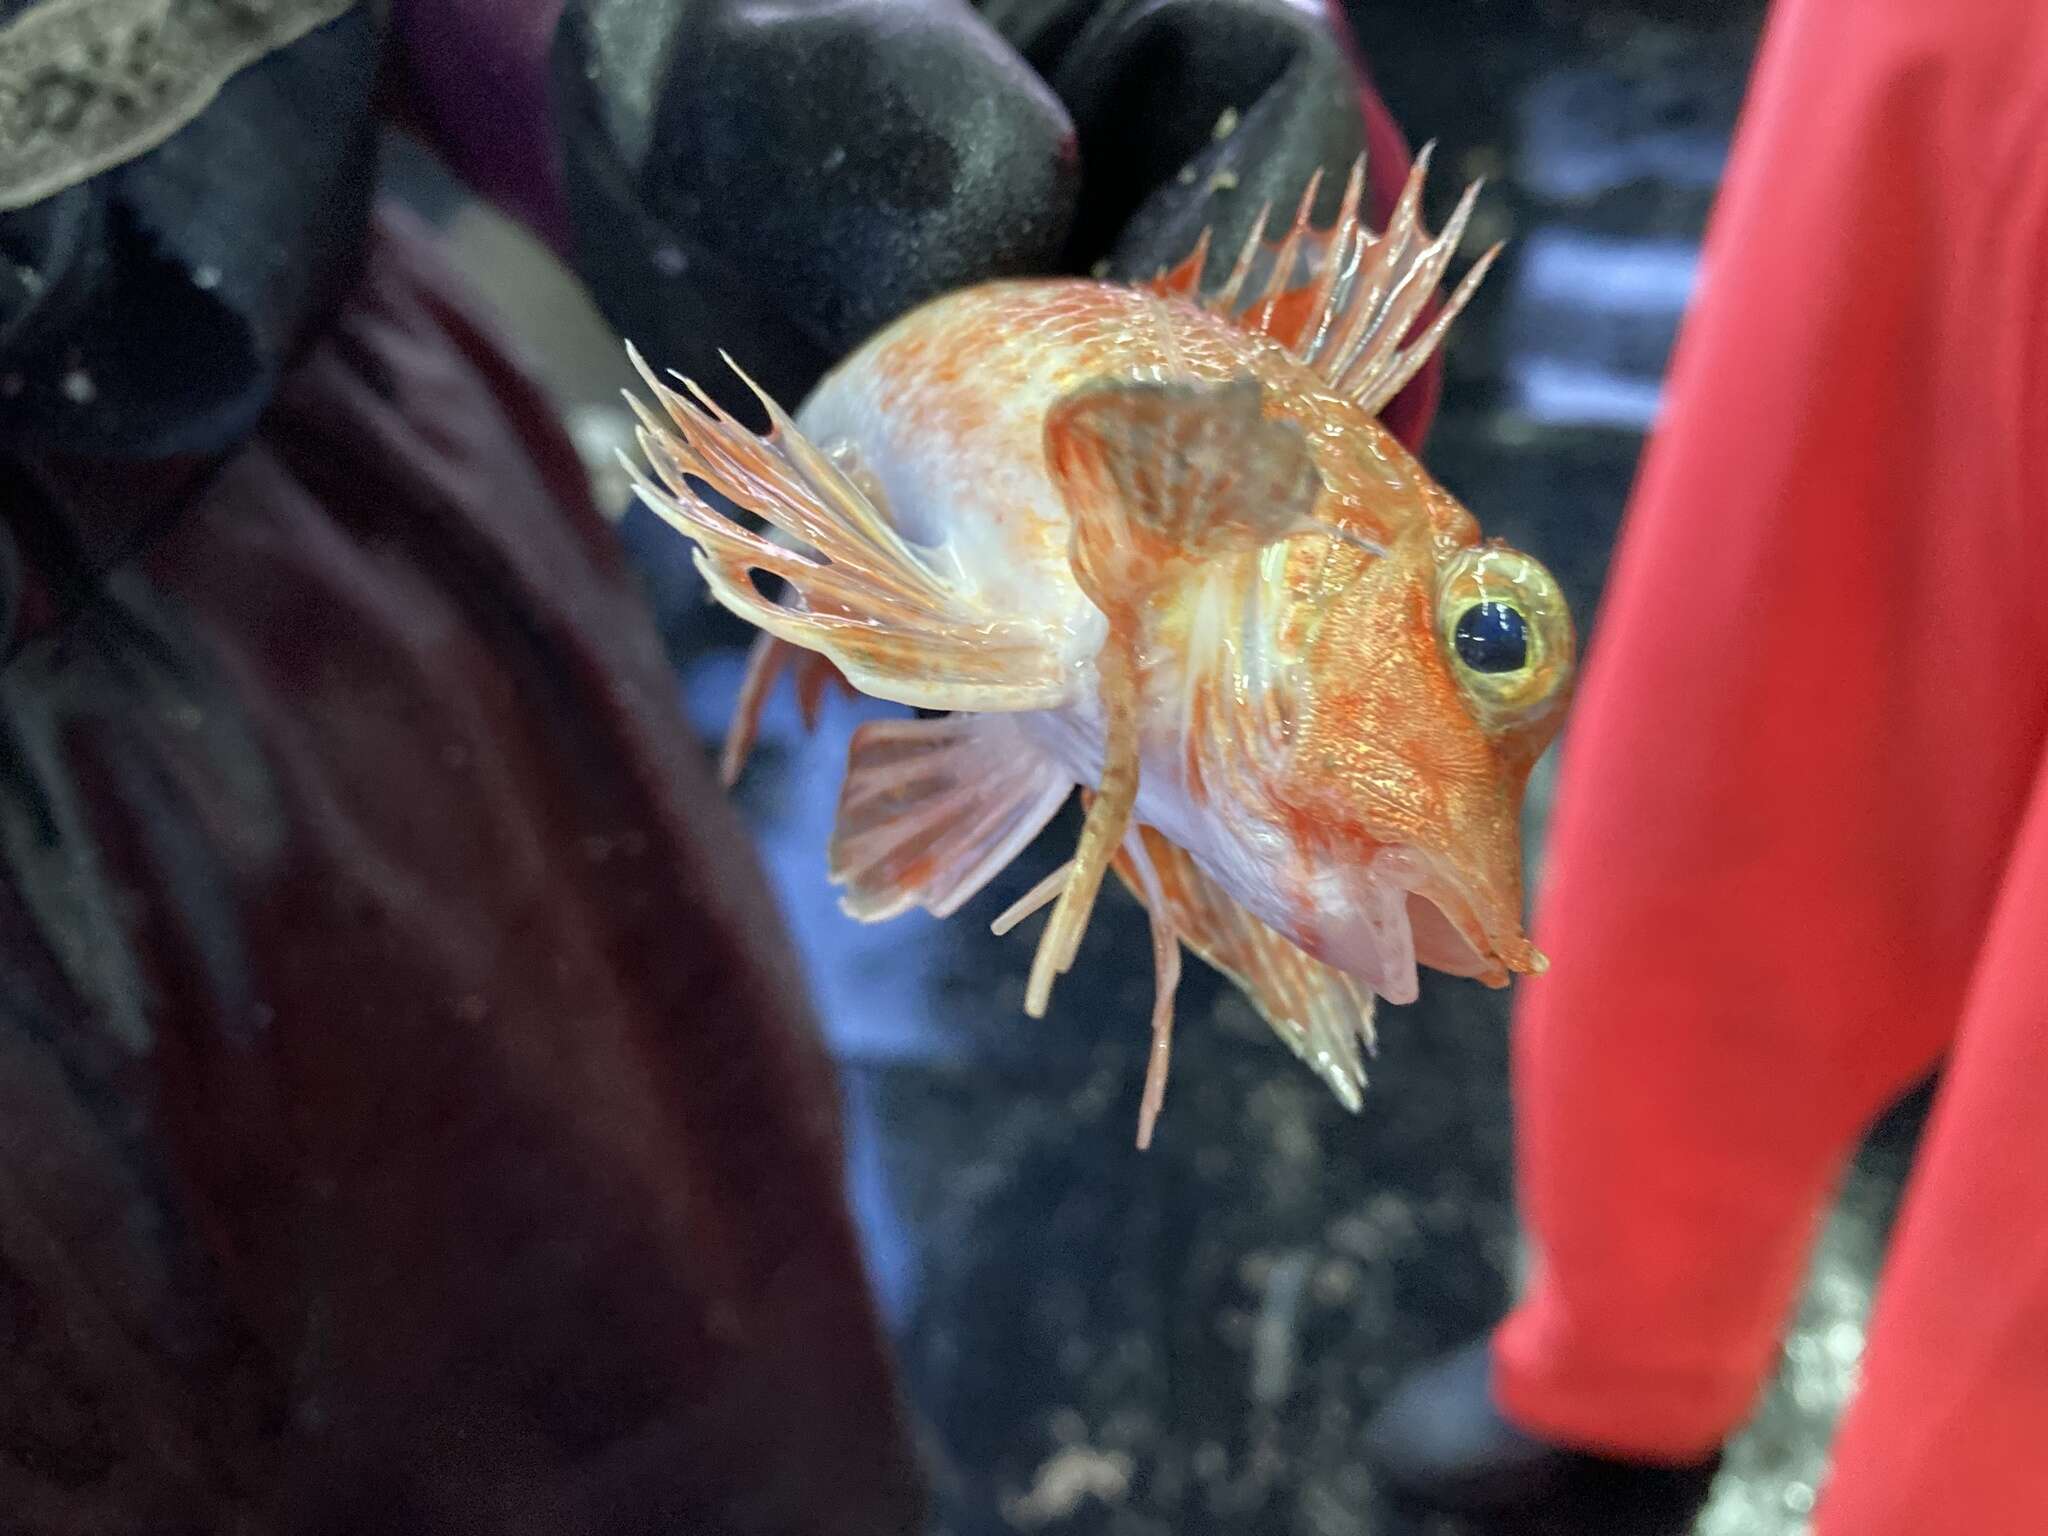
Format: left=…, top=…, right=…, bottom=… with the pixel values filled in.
left=1494, top=0, right=2048, bottom=1456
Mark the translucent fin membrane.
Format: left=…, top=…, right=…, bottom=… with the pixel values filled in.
left=829, top=714, right=1072, bottom=923
left=1146, top=147, right=1500, bottom=418
left=1112, top=828, right=1375, bottom=1114
left=623, top=346, right=1071, bottom=715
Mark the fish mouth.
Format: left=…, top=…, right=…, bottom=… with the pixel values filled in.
left=1315, top=846, right=1542, bottom=1003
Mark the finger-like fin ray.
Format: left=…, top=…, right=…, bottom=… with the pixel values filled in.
left=1017, top=378, right=1334, bottom=1026
left=720, top=633, right=856, bottom=787
left=1112, top=828, right=1375, bottom=1113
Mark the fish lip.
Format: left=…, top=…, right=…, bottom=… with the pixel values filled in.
left=1322, top=857, right=1422, bottom=1005
left=1370, top=845, right=1533, bottom=986
left=1304, top=843, right=1537, bottom=1003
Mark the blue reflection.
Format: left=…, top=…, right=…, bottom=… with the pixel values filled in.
left=1503, top=232, right=1700, bottom=430
left=681, top=649, right=959, bottom=1067
left=680, top=646, right=948, bottom=1329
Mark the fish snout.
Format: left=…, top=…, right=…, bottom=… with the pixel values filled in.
left=1388, top=843, right=1545, bottom=987
left=1310, top=844, right=1542, bottom=1003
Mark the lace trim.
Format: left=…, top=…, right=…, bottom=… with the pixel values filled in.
left=0, top=0, right=362, bottom=212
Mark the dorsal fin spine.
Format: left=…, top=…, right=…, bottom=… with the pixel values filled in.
left=1141, top=142, right=1499, bottom=418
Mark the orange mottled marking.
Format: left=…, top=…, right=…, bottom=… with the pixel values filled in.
left=1253, top=288, right=1320, bottom=351
left=889, top=850, right=941, bottom=890
left=1182, top=682, right=1213, bottom=808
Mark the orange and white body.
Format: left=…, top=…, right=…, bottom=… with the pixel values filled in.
left=627, top=158, right=1575, bottom=1145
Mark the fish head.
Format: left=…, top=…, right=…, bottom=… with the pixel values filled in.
left=1259, top=528, right=1575, bottom=1002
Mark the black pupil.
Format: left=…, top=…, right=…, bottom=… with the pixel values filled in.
left=1453, top=602, right=1529, bottom=673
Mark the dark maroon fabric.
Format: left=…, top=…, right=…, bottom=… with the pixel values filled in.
left=0, top=209, right=922, bottom=1535
left=390, top=0, right=572, bottom=253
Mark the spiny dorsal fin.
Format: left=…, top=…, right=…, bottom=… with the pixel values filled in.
left=1143, top=147, right=1501, bottom=417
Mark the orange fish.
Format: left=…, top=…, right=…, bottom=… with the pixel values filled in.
left=626, top=154, right=1575, bottom=1146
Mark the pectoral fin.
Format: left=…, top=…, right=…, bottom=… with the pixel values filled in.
left=1045, top=376, right=1332, bottom=604
left=1020, top=377, right=1342, bottom=1027
left=830, top=714, right=1073, bottom=923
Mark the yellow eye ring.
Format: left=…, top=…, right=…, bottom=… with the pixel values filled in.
left=1436, top=544, right=1574, bottom=732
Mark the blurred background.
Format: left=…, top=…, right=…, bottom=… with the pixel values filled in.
left=384, top=3, right=1928, bottom=1531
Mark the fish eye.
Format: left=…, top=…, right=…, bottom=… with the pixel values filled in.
left=1436, top=545, right=1574, bottom=732
left=1452, top=601, right=1528, bottom=674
